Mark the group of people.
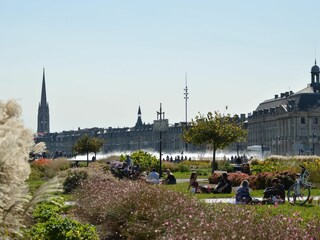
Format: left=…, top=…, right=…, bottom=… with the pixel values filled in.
left=236, top=177, right=285, bottom=204
left=188, top=172, right=285, bottom=205
left=146, top=168, right=177, bottom=185
left=188, top=172, right=232, bottom=194
left=110, top=155, right=141, bottom=179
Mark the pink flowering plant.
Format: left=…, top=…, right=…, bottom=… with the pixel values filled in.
left=73, top=167, right=320, bottom=239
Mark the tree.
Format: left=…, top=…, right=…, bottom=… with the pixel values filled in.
left=73, top=135, right=104, bottom=166
left=183, top=111, right=247, bottom=173
left=90, top=137, right=104, bottom=159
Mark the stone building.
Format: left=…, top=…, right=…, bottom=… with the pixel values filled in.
left=36, top=106, right=200, bottom=158
left=247, top=61, right=320, bottom=156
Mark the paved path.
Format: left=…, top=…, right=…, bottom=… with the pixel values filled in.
left=176, top=178, right=208, bottom=183
left=203, top=198, right=262, bottom=204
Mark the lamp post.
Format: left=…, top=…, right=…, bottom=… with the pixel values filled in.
left=154, top=103, right=168, bottom=178
left=312, top=132, right=316, bottom=155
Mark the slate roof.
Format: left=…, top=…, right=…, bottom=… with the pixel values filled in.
left=255, top=84, right=320, bottom=112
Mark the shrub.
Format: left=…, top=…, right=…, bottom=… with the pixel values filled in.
left=178, top=160, right=210, bottom=168
left=163, top=162, right=180, bottom=172
left=30, top=158, right=71, bottom=180
left=29, top=163, right=46, bottom=181
left=177, top=164, right=190, bottom=172
left=208, top=172, right=249, bottom=186
left=32, top=199, right=65, bottom=223
left=217, top=160, right=234, bottom=172
left=25, top=215, right=98, bottom=240
left=208, top=171, right=295, bottom=189
left=249, top=172, right=274, bottom=190
left=249, top=155, right=320, bottom=184
left=63, top=169, right=88, bottom=193
left=121, top=150, right=158, bottom=172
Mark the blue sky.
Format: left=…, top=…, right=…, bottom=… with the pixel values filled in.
left=0, top=1, right=319, bottom=132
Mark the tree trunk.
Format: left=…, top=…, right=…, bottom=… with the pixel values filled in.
left=211, top=147, right=216, bottom=173
left=86, top=151, right=89, bottom=167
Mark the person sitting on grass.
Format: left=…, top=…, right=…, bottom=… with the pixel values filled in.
left=188, top=172, right=199, bottom=193
left=212, top=173, right=232, bottom=194
left=146, top=168, right=160, bottom=184
left=235, top=180, right=252, bottom=204
left=241, top=163, right=251, bottom=175
left=162, top=169, right=177, bottom=184
left=262, top=178, right=285, bottom=204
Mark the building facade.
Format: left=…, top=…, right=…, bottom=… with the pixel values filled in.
left=247, top=61, right=320, bottom=156
left=36, top=107, right=202, bottom=158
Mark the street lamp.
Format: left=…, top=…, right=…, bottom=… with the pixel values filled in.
left=153, top=103, right=168, bottom=178
left=312, top=132, right=316, bottom=155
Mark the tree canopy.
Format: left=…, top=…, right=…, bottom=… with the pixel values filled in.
left=183, top=111, right=247, bottom=172
left=73, top=134, right=104, bottom=165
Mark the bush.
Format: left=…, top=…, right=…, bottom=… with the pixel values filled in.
left=30, top=158, right=71, bottom=180
left=32, top=199, right=65, bottom=223
left=217, top=160, right=234, bottom=172
left=29, top=163, right=46, bottom=181
left=120, top=150, right=158, bottom=172
left=249, top=171, right=295, bottom=190
left=178, top=160, right=210, bottom=168
left=250, top=156, right=320, bottom=184
left=25, top=215, right=98, bottom=240
left=208, top=172, right=249, bottom=186
left=177, top=164, right=190, bottom=172
left=63, top=169, right=88, bottom=193
left=163, top=162, right=180, bottom=172
left=208, top=171, right=295, bottom=189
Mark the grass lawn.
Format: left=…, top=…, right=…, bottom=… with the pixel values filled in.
left=168, top=171, right=210, bottom=179
left=161, top=181, right=320, bottom=199
left=161, top=181, right=320, bottom=221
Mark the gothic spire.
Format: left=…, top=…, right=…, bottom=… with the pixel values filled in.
left=41, top=68, right=47, bottom=106
left=135, top=106, right=143, bottom=127
left=37, top=68, right=50, bottom=133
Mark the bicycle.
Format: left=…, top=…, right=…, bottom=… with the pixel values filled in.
left=287, top=165, right=312, bottom=205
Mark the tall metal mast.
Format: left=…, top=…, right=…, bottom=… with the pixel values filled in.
left=184, top=73, right=189, bottom=152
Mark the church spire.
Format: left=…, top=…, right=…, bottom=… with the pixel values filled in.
left=41, top=68, right=47, bottom=106
left=37, top=68, right=50, bottom=133
left=135, top=106, right=143, bottom=127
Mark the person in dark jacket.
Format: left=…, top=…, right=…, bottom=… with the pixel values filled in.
left=212, top=173, right=232, bottom=194
left=163, top=169, right=177, bottom=184
left=263, top=178, right=285, bottom=203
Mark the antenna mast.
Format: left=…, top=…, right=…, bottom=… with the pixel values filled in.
left=183, top=72, right=189, bottom=152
